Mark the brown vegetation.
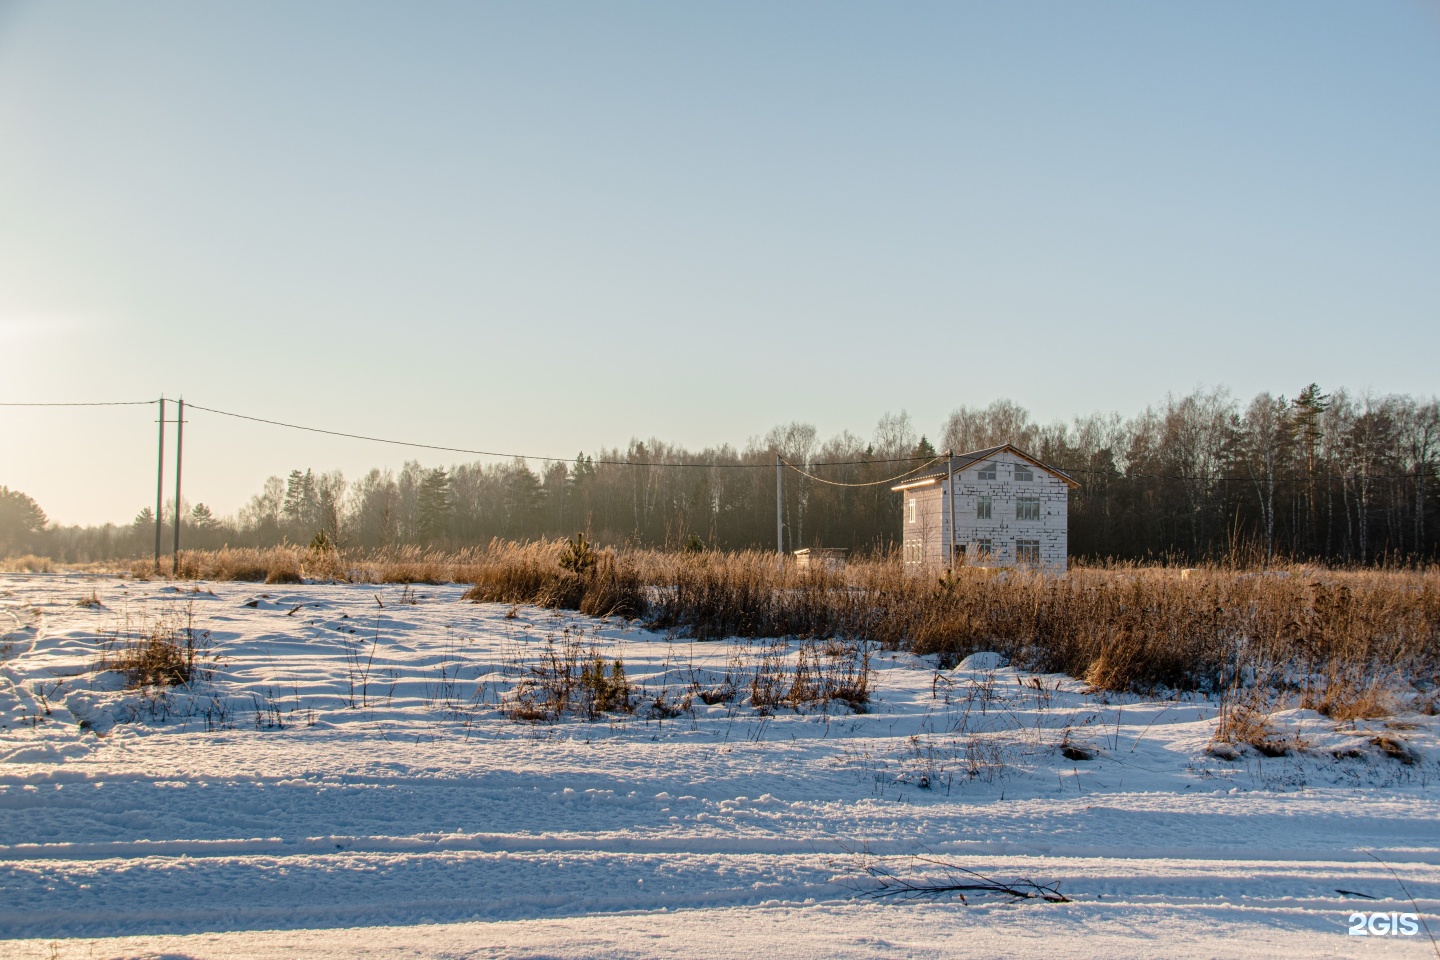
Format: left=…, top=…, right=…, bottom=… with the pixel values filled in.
left=101, top=608, right=216, bottom=689
left=501, top=625, right=635, bottom=722
left=131, top=545, right=493, bottom=586
left=113, top=542, right=1440, bottom=698
left=0, top=554, right=55, bottom=573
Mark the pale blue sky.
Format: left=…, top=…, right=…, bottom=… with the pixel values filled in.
left=2, top=2, right=1438, bottom=525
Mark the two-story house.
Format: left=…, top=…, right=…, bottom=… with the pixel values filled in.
left=892, top=444, right=1078, bottom=573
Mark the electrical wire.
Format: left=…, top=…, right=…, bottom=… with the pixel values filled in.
left=185, top=402, right=939, bottom=470
left=0, top=400, right=155, bottom=406
left=780, top=455, right=948, bottom=487
left=180, top=404, right=1439, bottom=482
left=6, top=397, right=1436, bottom=483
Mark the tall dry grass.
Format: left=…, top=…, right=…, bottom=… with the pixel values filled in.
left=134, top=545, right=500, bottom=586
left=115, top=541, right=1439, bottom=699
left=0, top=554, right=56, bottom=573
left=647, top=554, right=1438, bottom=698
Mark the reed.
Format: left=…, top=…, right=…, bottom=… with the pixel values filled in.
left=137, top=542, right=1439, bottom=698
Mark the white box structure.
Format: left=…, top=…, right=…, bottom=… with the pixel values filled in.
left=893, top=444, right=1078, bottom=573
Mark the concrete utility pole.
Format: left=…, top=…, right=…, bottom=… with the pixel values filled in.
left=155, top=397, right=165, bottom=572
left=173, top=397, right=184, bottom=568
left=776, top=454, right=784, bottom=556
left=947, top=449, right=956, bottom=566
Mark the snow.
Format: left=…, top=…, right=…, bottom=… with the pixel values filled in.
left=2, top=572, right=1438, bottom=958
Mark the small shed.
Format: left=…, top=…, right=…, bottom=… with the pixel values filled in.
left=793, top=547, right=849, bottom=572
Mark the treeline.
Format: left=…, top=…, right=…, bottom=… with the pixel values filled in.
left=19, top=385, right=1440, bottom=566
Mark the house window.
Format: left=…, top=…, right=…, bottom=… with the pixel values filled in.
left=908, top=499, right=917, bottom=523
left=1017, top=539, right=1040, bottom=565
left=976, top=495, right=992, bottom=520
left=974, top=538, right=992, bottom=560
left=1017, top=496, right=1040, bottom=521
left=1015, top=465, right=1034, bottom=482
left=977, top=462, right=997, bottom=481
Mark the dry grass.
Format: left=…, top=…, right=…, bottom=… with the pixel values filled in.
left=640, top=553, right=1439, bottom=700
left=132, top=545, right=500, bottom=586
left=101, top=607, right=217, bottom=689
left=1211, top=688, right=1295, bottom=757
left=89, top=542, right=1440, bottom=699
left=1370, top=735, right=1421, bottom=765
left=500, top=625, right=635, bottom=722
left=0, top=554, right=55, bottom=573
left=464, top=540, right=644, bottom=618
left=1302, top=673, right=1399, bottom=721
left=741, top=636, right=873, bottom=715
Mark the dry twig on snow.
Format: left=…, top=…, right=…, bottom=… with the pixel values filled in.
left=862, top=856, right=1071, bottom=904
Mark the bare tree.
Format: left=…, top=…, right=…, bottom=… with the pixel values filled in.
left=766, top=422, right=818, bottom=551
left=873, top=410, right=917, bottom=460
left=1238, top=393, right=1290, bottom=559
left=941, top=399, right=1038, bottom=454
left=1161, top=388, right=1236, bottom=557
left=1397, top=398, right=1440, bottom=558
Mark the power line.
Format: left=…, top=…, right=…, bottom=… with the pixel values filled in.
left=194, top=396, right=1432, bottom=483
left=1046, top=464, right=1436, bottom=483
left=0, top=400, right=155, bottom=407
left=781, top=455, right=948, bottom=487
left=185, top=402, right=939, bottom=470
left=186, top=402, right=582, bottom=462
left=6, top=397, right=1436, bottom=482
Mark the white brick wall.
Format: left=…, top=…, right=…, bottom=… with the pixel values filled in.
left=901, top=486, right=945, bottom=568
left=902, top=450, right=1070, bottom=573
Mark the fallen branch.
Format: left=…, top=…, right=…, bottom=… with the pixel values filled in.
left=1336, top=888, right=1377, bottom=900
left=862, top=856, right=1071, bottom=904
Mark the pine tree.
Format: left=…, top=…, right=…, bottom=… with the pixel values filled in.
left=1290, top=383, right=1330, bottom=553
left=571, top=453, right=595, bottom=485
left=0, top=489, right=46, bottom=555
left=300, top=469, right=318, bottom=525
left=608, top=658, right=630, bottom=711
left=503, top=464, right=542, bottom=534
left=281, top=469, right=321, bottom=530
left=559, top=532, right=597, bottom=573
left=0, top=487, right=47, bottom=553
left=282, top=470, right=307, bottom=525
left=416, top=467, right=453, bottom=544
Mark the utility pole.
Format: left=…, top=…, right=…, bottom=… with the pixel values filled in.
left=776, top=454, right=784, bottom=556
left=173, top=397, right=184, bottom=569
left=946, top=449, right=955, bottom=567
left=155, top=397, right=166, bottom=572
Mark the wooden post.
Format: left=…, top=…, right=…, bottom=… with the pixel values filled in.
left=155, top=397, right=165, bottom=572
left=173, top=397, right=184, bottom=568
left=776, top=454, right=784, bottom=556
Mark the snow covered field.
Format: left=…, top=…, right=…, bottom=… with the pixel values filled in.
left=2, top=572, right=1438, bottom=958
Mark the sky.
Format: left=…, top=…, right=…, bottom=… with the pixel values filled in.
left=2, top=1, right=1438, bottom=526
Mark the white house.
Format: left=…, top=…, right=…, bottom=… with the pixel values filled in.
left=892, top=445, right=1078, bottom=573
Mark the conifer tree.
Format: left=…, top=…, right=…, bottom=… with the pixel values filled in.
left=0, top=487, right=47, bottom=553
left=416, top=467, right=453, bottom=543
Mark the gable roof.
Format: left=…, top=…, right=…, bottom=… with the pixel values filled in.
left=891, top=444, right=1080, bottom=491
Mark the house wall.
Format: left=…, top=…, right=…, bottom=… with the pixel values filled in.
left=901, top=485, right=945, bottom=568
left=903, top=451, right=1070, bottom=573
